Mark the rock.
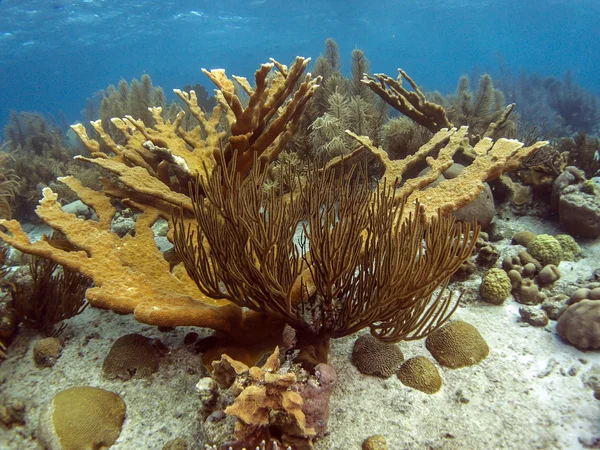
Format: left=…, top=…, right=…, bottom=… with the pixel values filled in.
left=519, top=306, right=549, bottom=327
left=453, top=183, right=495, bottom=229
left=551, top=166, right=585, bottom=211
left=558, top=184, right=600, bottom=238
left=163, top=438, right=188, bottom=450
left=421, top=163, right=496, bottom=228
left=0, top=399, right=26, bottom=428
left=541, top=296, right=568, bottom=320
left=110, top=215, right=136, bottom=238
left=61, top=200, right=93, bottom=219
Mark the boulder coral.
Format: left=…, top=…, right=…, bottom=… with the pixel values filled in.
left=37, top=386, right=126, bottom=450
left=351, top=334, right=404, bottom=378
left=527, top=234, right=563, bottom=266
left=426, top=321, right=489, bottom=368
left=557, top=288, right=600, bottom=349
left=397, top=356, right=442, bottom=394
left=480, top=268, right=512, bottom=304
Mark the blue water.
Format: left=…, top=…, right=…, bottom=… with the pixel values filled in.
left=0, top=0, right=599, bottom=129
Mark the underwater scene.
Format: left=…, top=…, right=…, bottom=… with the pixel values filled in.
left=1, top=0, right=600, bottom=449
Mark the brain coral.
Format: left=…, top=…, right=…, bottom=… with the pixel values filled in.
left=102, top=333, right=161, bottom=380
left=556, top=299, right=600, bottom=349
left=426, top=321, right=489, bottom=368
left=480, top=268, right=512, bottom=304
left=38, top=386, right=126, bottom=450
left=397, top=356, right=442, bottom=394
left=527, top=234, right=563, bottom=266
left=351, top=334, right=404, bottom=378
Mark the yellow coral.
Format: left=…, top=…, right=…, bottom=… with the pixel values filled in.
left=219, top=348, right=317, bottom=447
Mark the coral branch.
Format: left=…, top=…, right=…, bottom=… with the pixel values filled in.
left=362, top=70, right=452, bottom=132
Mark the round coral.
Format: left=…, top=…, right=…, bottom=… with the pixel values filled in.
left=426, top=321, right=489, bottom=368
left=38, top=387, right=126, bottom=450
left=102, top=333, right=161, bottom=380
left=480, top=268, right=512, bottom=304
left=397, top=356, right=442, bottom=394
left=351, top=334, right=404, bottom=378
left=557, top=299, right=600, bottom=349
left=527, top=234, right=563, bottom=266
left=555, top=234, right=581, bottom=261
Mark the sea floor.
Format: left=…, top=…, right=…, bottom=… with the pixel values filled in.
left=1, top=213, right=599, bottom=450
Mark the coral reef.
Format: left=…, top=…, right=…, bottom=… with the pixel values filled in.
left=442, top=74, right=517, bottom=141
left=2, top=111, right=99, bottom=220
left=0, top=150, right=20, bottom=220
left=98, top=74, right=166, bottom=144
left=495, top=68, right=600, bottom=136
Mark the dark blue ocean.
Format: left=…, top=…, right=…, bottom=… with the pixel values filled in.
left=0, top=0, right=599, bottom=129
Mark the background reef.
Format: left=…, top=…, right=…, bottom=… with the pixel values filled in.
left=0, top=0, right=599, bottom=128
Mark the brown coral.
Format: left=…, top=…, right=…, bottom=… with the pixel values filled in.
left=351, top=334, right=404, bottom=378
left=102, top=334, right=162, bottom=380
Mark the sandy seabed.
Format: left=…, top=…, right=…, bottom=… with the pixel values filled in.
left=1, top=214, right=599, bottom=450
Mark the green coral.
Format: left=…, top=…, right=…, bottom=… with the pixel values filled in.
left=480, top=268, right=512, bottom=304
left=555, top=234, right=581, bottom=261
left=527, top=234, right=563, bottom=266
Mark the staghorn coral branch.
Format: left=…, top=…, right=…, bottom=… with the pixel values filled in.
left=362, top=70, right=452, bottom=132
left=0, top=181, right=243, bottom=334
left=339, top=127, right=548, bottom=221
